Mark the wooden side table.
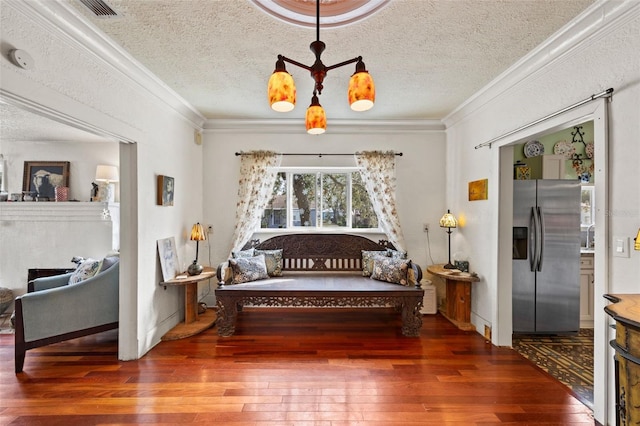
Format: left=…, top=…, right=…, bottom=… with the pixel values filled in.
left=427, top=264, right=479, bottom=331
left=160, top=267, right=216, bottom=340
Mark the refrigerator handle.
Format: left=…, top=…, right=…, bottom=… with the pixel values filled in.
left=537, top=206, right=544, bottom=272
left=530, top=207, right=538, bottom=272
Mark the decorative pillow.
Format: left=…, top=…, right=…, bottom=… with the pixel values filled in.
left=387, top=248, right=408, bottom=259
left=232, top=248, right=255, bottom=258
left=361, top=250, right=388, bottom=277
left=68, top=258, right=102, bottom=285
left=371, top=257, right=411, bottom=286
left=99, top=255, right=119, bottom=272
left=229, top=254, right=269, bottom=284
left=254, top=249, right=283, bottom=277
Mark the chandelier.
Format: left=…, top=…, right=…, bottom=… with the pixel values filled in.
left=267, top=0, right=375, bottom=134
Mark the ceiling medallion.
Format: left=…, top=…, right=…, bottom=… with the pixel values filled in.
left=251, top=0, right=389, bottom=29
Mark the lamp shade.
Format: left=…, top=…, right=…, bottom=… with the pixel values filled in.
left=190, top=223, right=206, bottom=241
left=348, top=71, right=375, bottom=112
left=439, top=210, right=458, bottom=229
left=305, top=95, right=326, bottom=135
left=95, top=165, right=119, bottom=182
left=268, top=65, right=296, bottom=112
left=635, top=228, right=640, bottom=251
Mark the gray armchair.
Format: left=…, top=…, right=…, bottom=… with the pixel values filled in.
left=14, top=259, right=119, bottom=373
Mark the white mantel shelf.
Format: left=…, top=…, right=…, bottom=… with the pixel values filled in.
left=0, top=201, right=117, bottom=222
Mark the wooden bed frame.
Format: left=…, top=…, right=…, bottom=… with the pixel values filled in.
left=215, top=234, right=424, bottom=337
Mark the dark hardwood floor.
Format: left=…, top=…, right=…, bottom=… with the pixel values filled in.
left=0, top=308, right=595, bottom=425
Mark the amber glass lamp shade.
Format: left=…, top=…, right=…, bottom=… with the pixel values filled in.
left=305, top=94, right=326, bottom=135
left=634, top=228, right=640, bottom=251
left=348, top=60, right=375, bottom=112
left=268, top=58, right=296, bottom=112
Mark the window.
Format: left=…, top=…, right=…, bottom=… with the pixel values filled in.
left=261, top=168, right=378, bottom=230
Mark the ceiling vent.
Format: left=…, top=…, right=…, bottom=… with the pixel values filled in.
left=78, top=0, right=118, bottom=17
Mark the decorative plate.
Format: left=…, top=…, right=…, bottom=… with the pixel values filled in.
left=585, top=142, right=594, bottom=159
left=553, top=140, right=575, bottom=159
left=523, top=140, right=544, bottom=158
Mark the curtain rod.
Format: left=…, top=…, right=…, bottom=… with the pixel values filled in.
left=235, top=152, right=402, bottom=157
left=474, top=88, right=614, bottom=150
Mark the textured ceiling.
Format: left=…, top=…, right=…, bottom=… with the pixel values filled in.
left=67, top=0, right=594, bottom=122
left=3, top=0, right=595, bottom=141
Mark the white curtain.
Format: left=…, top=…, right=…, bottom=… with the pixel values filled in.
left=230, top=151, right=282, bottom=254
left=355, top=150, right=406, bottom=252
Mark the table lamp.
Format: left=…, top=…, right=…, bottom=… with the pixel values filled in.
left=95, top=164, right=119, bottom=202
left=439, top=209, right=458, bottom=269
left=187, top=223, right=206, bottom=276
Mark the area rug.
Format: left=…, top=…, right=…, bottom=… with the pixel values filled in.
left=512, top=328, right=593, bottom=409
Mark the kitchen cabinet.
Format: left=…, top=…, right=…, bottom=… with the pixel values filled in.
left=522, top=154, right=566, bottom=179
left=580, top=253, right=594, bottom=328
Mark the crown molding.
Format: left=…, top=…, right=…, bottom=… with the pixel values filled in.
left=9, top=0, right=206, bottom=129
left=1, top=89, right=137, bottom=144
left=443, top=0, right=640, bottom=128
left=203, top=118, right=445, bottom=134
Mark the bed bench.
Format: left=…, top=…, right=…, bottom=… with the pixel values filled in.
left=215, top=234, right=424, bottom=337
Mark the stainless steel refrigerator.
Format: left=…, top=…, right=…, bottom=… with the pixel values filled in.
left=512, top=179, right=581, bottom=334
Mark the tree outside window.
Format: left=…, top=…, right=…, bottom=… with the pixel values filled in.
left=261, top=169, right=378, bottom=230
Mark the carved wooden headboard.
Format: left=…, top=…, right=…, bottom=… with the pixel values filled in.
left=244, top=234, right=394, bottom=272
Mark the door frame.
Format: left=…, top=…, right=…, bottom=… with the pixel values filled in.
left=494, top=99, right=609, bottom=422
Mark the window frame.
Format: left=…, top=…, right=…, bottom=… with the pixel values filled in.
left=258, top=166, right=381, bottom=234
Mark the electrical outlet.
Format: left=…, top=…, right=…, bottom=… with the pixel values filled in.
left=423, top=223, right=429, bottom=232
left=207, top=225, right=213, bottom=234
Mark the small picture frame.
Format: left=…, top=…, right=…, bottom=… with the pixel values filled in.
left=157, top=175, right=174, bottom=206
left=468, top=178, right=488, bottom=201
left=22, top=161, right=70, bottom=201
left=157, top=237, right=180, bottom=281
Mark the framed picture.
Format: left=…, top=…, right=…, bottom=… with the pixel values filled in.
left=22, top=161, right=70, bottom=200
left=157, top=175, right=174, bottom=206
left=468, top=178, right=488, bottom=201
left=158, top=237, right=180, bottom=281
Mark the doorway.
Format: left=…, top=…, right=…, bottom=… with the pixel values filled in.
left=0, top=97, right=139, bottom=362
left=495, top=100, right=609, bottom=421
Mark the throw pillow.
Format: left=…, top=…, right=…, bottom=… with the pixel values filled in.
left=254, top=249, right=283, bottom=277
left=68, top=258, right=102, bottom=285
left=387, top=248, right=408, bottom=259
left=361, top=250, right=388, bottom=277
left=232, top=248, right=255, bottom=258
left=229, top=254, right=269, bottom=284
left=99, top=255, right=119, bottom=272
left=371, top=256, right=411, bottom=286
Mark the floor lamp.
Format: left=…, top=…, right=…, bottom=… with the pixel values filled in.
left=439, top=209, right=458, bottom=269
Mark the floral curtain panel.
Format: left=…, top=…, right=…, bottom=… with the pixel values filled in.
left=230, top=151, right=282, bottom=254
left=355, top=150, right=406, bottom=252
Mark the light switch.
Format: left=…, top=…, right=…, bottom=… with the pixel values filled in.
left=613, top=236, right=630, bottom=258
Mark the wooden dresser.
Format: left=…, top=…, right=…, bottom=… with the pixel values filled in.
left=605, top=294, right=640, bottom=426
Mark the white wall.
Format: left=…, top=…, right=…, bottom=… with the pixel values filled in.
left=443, top=2, right=640, bottom=424
left=201, top=127, right=447, bottom=305
left=0, top=140, right=119, bottom=202
left=1, top=1, right=204, bottom=359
